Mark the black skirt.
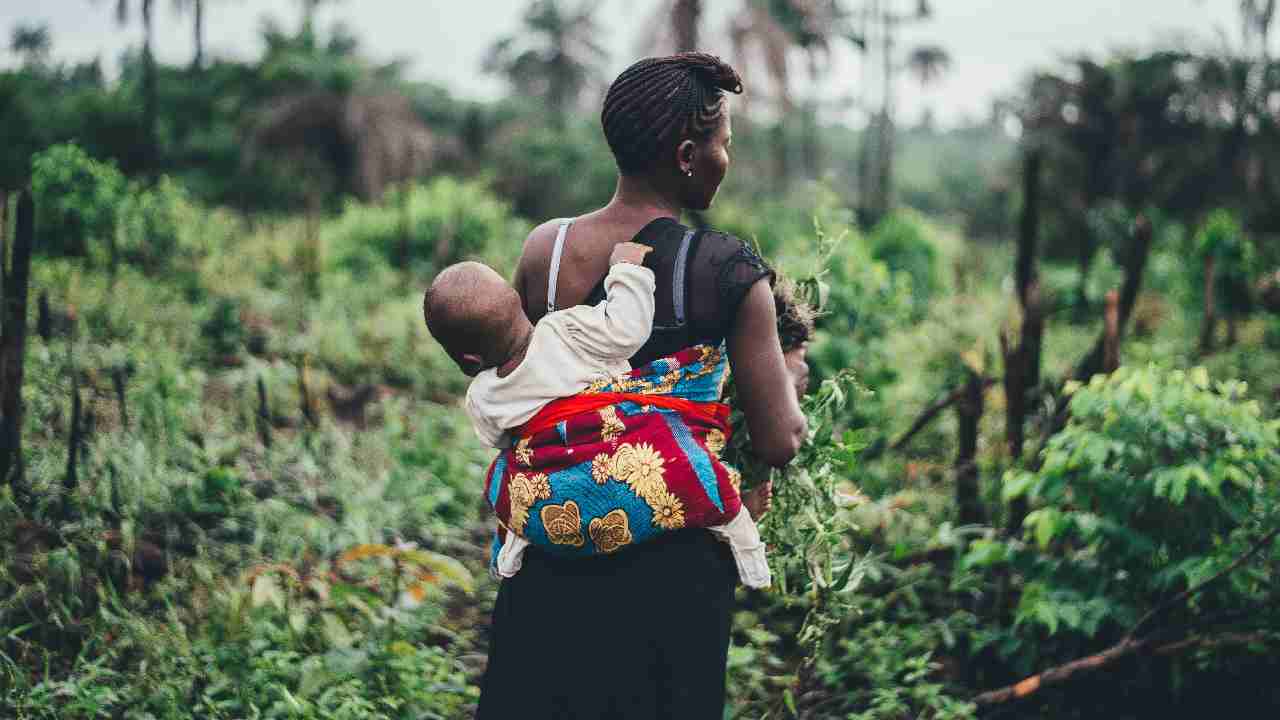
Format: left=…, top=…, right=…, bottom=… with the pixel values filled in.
left=476, top=528, right=737, bottom=719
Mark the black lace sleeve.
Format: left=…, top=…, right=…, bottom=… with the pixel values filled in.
left=687, top=230, right=775, bottom=339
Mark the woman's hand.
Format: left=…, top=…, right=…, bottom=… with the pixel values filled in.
left=784, top=343, right=810, bottom=398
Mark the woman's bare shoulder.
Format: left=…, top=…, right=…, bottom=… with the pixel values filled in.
left=516, top=220, right=564, bottom=276
left=513, top=220, right=565, bottom=320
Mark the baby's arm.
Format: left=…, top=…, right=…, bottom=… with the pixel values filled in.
left=562, top=243, right=656, bottom=361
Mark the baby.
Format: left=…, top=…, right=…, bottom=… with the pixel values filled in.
left=423, top=243, right=771, bottom=585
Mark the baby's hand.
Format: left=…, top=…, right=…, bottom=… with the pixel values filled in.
left=609, top=242, right=652, bottom=267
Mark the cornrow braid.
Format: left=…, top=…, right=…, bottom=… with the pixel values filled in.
left=601, top=52, right=743, bottom=175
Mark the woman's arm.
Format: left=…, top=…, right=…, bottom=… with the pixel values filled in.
left=726, top=280, right=807, bottom=468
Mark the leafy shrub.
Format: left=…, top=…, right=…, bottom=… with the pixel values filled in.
left=324, top=176, right=530, bottom=279
left=805, top=222, right=914, bottom=432
left=986, top=365, right=1280, bottom=652
left=29, top=143, right=125, bottom=257
left=868, top=213, right=939, bottom=317
left=200, top=297, right=246, bottom=359
left=116, top=175, right=191, bottom=271
left=1194, top=208, right=1256, bottom=318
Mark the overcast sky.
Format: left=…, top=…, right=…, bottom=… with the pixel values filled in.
left=0, top=1, right=1259, bottom=127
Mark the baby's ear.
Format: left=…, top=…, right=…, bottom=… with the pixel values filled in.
left=460, top=353, right=486, bottom=377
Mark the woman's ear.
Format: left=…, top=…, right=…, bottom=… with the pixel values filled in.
left=676, top=139, right=696, bottom=175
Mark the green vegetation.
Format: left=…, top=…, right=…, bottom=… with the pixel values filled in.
left=4, top=2, right=1280, bottom=718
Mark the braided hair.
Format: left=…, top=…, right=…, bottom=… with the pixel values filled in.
left=601, top=52, right=743, bottom=175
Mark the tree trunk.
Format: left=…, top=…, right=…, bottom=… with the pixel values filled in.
left=0, top=192, right=35, bottom=489
left=192, top=0, right=205, bottom=71
left=37, top=291, right=51, bottom=342
left=956, top=367, right=985, bottom=526
left=1073, top=214, right=1152, bottom=382
left=873, top=4, right=897, bottom=219
left=298, top=356, right=317, bottom=428
left=672, top=0, right=702, bottom=52
left=142, top=0, right=158, bottom=181
left=112, top=366, right=129, bottom=428
left=64, top=370, right=83, bottom=518
left=771, top=121, right=789, bottom=192
left=257, top=375, right=272, bottom=450
left=1016, top=150, right=1041, bottom=306
left=0, top=189, right=7, bottom=300
left=1102, top=289, right=1120, bottom=373
left=305, top=189, right=323, bottom=297
left=1074, top=225, right=1095, bottom=321
left=1005, top=150, right=1043, bottom=533
left=1199, top=254, right=1216, bottom=355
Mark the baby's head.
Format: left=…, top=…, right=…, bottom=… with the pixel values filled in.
left=424, top=261, right=531, bottom=376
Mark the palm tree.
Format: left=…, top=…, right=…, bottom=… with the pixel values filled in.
left=633, top=0, right=703, bottom=60
left=9, top=23, right=51, bottom=67
left=905, top=45, right=949, bottom=86
left=856, top=0, right=943, bottom=223
left=106, top=0, right=158, bottom=177
left=172, top=0, right=206, bottom=70
left=904, top=44, right=949, bottom=131
left=672, top=0, right=703, bottom=52
left=1240, top=0, right=1277, bottom=61
left=483, top=0, right=608, bottom=129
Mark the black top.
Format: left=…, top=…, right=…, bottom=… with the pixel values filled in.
left=582, top=217, right=774, bottom=366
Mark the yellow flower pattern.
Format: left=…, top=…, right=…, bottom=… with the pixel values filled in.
left=591, top=453, right=612, bottom=484
left=514, top=436, right=533, bottom=466
left=648, top=489, right=686, bottom=530
left=610, top=443, right=667, bottom=501
left=727, top=466, right=742, bottom=493
left=704, top=429, right=726, bottom=457
left=540, top=501, right=585, bottom=547
left=598, top=406, right=625, bottom=443
left=508, top=472, right=551, bottom=535
left=588, top=509, right=633, bottom=553
left=502, top=344, right=729, bottom=553
left=579, top=345, right=723, bottom=398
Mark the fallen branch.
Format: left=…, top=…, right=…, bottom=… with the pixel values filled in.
left=890, top=377, right=997, bottom=452
left=974, top=630, right=1272, bottom=708
left=1128, top=524, right=1280, bottom=640
left=974, top=524, right=1280, bottom=709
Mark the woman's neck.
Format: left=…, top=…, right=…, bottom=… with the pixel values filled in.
left=607, top=174, right=683, bottom=222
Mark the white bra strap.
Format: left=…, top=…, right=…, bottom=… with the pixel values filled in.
left=547, top=219, right=573, bottom=313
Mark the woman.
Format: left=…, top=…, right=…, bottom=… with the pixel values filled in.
left=477, top=53, right=808, bottom=719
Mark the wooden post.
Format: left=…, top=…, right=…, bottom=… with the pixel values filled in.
left=64, top=371, right=83, bottom=517
left=397, top=185, right=412, bottom=270
left=956, top=367, right=986, bottom=527
left=1102, top=290, right=1120, bottom=373
left=112, top=366, right=129, bottom=428
left=1199, top=254, right=1216, bottom=354
left=37, top=291, right=51, bottom=342
left=0, top=189, right=8, bottom=300
left=1072, top=214, right=1153, bottom=382
left=298, top=355, right=317, bottom=428
left=304, top=189, right=321, bottom=298
left=257, top=375, right=272, bottom=449
left=0, top=192, right=35, bottom=489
